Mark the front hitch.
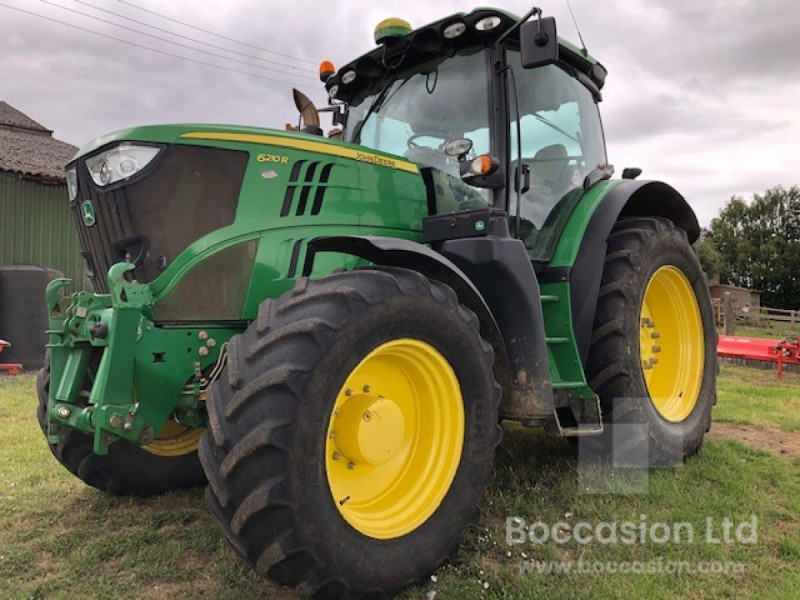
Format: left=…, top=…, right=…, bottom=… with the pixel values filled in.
left=45, top=264, right=155, bottom=454
left=45, top=263, right=238, bottom=455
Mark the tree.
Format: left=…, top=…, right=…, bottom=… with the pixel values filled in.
left=707, top=186, right=800, bottom=309
left=694, top=230, right=723, bottom=283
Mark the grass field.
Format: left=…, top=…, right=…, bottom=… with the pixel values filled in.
left=1, top=365, right=799, bottom=600
left=714, top=319, right=799, bottom=341
left=731, top=324, right=800, bottom=340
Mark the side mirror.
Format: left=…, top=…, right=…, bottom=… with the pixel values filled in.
left=520, top=16, right=558, bottom=69
left=444, top=138, right=473, bottom=160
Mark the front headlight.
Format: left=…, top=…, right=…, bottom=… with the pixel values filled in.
left=66, top=167, right=78, bottom=201
left=85, top=144, right=161, bottom=187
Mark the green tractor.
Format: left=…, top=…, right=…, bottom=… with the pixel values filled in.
left=39, top=6, right=716, bottom=598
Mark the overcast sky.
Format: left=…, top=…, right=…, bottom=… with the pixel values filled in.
left=2, top=0, right=799, bottom=225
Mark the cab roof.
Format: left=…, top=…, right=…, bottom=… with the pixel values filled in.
left=326, top=7, right=607, bottom=106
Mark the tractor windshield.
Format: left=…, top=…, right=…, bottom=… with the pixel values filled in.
left=344, top=48, right=492, bottom=212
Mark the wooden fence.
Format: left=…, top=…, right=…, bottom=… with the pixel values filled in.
left=713, top=296, right=799, bottom=331
left=751, top=306, right=800, bottom=326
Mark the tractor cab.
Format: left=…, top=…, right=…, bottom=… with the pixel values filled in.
left=320, top=9, right=608, bottom=262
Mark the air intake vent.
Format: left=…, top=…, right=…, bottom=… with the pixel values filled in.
left=287, top=239, right=303, bottom=278
left=281, top=161, right=335, bottom=217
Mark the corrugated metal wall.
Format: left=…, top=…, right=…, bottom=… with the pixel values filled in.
left=0, top=172, right=88, bottom=289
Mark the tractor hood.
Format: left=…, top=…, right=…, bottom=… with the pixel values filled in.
left=65, top=123, right=427, bottom=305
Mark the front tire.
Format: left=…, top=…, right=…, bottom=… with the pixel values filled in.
left=585, top=218, right=716, bottom=466
left=200, top=268, right=502, bottom=598
left=36, top=354, right=206, bottom=496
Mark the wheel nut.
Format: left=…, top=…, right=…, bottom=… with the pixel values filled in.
left=362, top=385, right=372, bottom=393
left=651, top=332, right=661, bottom=339
left=643, top=362, right=653, bottom=370
left=345, top=388, right=353, bottom=397
left=56, top=406, right=71, bottom=419
left=332, top=451, right=341, bottom=460
left=347, top=461, right=356, bottom=470
left=650, top=357, right=659, bottom=366
left=198, top=346, right=209, bottom=357
left=363, top=411, right=372, bottom=421
left=652, top=346, right=662, bottom=353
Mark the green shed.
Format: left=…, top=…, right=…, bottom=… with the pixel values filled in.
left=0, top=101, right=86, bottom=288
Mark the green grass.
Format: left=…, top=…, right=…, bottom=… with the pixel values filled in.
left=0, top=375, right=272, bottom=600
left=723, top=323, right=800, bottom=340
left=2, top=368, right=799, bottom=600
left=716, top=363, right=800, bottom=431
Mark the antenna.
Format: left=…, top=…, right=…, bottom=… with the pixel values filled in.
left=565, top=0, right=588, bottom=56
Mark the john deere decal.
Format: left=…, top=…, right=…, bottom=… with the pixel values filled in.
left=81, top=200, right=96, bottom=227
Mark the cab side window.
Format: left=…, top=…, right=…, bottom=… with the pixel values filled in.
left=507, top=51, right=607, bottom=249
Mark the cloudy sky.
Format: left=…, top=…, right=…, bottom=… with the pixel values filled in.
left=2, top=0, right=798, bottom=225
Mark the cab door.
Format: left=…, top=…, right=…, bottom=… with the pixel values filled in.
left=505, top=49, right=608, bottom=263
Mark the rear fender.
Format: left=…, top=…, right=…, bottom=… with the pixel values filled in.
left=545, top=180, right=700, bottom=363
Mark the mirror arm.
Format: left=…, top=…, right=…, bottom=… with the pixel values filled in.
left=497, top=5, right=543, bottom=45
left=318, top=104, right=349, bottom=128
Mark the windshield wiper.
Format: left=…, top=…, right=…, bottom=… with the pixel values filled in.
left=532, top=112, right=580, bottom=144
left=352, top=77, right=411, bottom=144
left=351, top=81, right=394, bottom=144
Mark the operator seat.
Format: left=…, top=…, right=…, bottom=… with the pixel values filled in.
left=518, top=143, right=571, bottom=230
left=530, top=143, right=569, bottom=192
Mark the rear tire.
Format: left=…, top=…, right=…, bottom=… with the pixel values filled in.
left=200, top=267, right=502, bottom=598
left=584, top=218, right=716, bottom=466
left=36, top=353, right=206, bottom=496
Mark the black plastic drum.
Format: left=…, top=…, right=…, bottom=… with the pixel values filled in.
left=0, top=265, right=62, bottom=371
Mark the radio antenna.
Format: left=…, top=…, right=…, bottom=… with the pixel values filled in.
left=565, top=0, right=588, bottom=56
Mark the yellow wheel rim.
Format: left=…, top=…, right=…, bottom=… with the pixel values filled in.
left=325, top=339, right=464, bottom=539
left=141, top=420, right=204, bottom=457
left=640, top=266, right=704, bottom=422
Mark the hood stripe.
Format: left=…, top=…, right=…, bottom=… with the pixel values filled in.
left=179, top=132, right=419, bottom=174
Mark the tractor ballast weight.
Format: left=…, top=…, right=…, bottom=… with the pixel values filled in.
left=38, top=6, right=716, bottom=598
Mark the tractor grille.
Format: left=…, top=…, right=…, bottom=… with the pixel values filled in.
left=72, top=145, right=248, bottom=293
left=72, top=178, right=134, bottom=293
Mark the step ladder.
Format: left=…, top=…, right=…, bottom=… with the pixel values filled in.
left=540, top=290, right=602, bottom=436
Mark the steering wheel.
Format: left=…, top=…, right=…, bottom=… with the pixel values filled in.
left=406, top=133, right=445, bottom=150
